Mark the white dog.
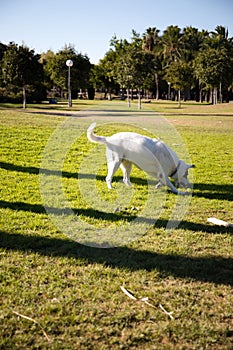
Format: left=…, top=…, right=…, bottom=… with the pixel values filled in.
left=87, top=123, right=194, bottom=195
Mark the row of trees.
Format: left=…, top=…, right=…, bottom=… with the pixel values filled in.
left=91, top=25, right=233, bottom=106
left=0, top=43, right=92, bottom=106
left=0, top=25, right=233, bottom=107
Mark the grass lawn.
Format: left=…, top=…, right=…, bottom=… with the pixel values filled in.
left=0, top=100, right=233, bottom=349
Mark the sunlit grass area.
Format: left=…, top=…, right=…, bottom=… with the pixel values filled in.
left=0, top=101, right=233, bottom=349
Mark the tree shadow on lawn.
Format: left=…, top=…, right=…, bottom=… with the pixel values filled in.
left=1, top=162, right=233, bottom=201
left=29, top=111, right=76, bottom=117
left=0, top=161, right=154, bottom=186
left=0, top=229, right=233, bottom=286
left=0, top=199, right=232, bottom=235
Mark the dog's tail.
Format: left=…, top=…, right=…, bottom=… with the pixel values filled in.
left=87, top=122, right=106, bottom=144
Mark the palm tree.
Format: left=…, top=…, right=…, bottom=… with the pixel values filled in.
left=212, top=26, right=228, bottom=42
left=142, top=27, right=160, bottom=100
left=182, top=26, right=208, bottom=61
left=201, top=25, right=233, bottom=103
left=161, top=25, right=183, bottom=67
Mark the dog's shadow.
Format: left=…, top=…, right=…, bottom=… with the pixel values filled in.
left=193, top=183, right=233, bottom=201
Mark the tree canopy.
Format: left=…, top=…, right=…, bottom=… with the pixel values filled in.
left=42, top=45, right=92, bottom=95
left=0, top=24, right=233, bottom=106
left=91, top=25, right=233, bottom=104
left=1, top=42, right=45, bottom=106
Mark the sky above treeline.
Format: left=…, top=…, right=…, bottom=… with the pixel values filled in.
left=1, top=0, right=232, bottom=63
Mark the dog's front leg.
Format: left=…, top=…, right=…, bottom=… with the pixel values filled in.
left=156, top=173, right=182, bottom=195
left=165, top=177, right=188, bottom=195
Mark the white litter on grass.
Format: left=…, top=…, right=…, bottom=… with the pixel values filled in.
left=120, top=286, right=174, bottom=320
left=207, top=217, right=233, bottom=228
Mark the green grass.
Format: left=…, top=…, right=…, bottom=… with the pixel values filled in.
left=0, top=101, right=233, bottom=349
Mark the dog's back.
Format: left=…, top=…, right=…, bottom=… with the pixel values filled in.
left=86, top=123, right=193, bottom=194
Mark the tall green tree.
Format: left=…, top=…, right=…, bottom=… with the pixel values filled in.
left=194, top=26, right=233, bottom=103
left=210, top=25, right=229, bottom=49
left=165, top=61, right=194, bottom=107
left=1, top=42, right=44, bottom=107
left=161, top=25, right=183, bottom=67
left=39, top=50, right=56, bottom=90
left=110, top=32, right=153, bottom=108
left=0, top=43, right=7, bottom=88
left=112, top=38, right=135, bottom=104
left=142, top=27, right=161, bottom=99
left=182, top=27, right=209, bottom=61
left=194, top=46, right=232, bottom=103
left=90, top=49, right=119, bottom=99
left=43, top=45, right=92, bottom=98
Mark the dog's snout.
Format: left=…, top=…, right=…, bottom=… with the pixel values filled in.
left=176, top=181, right=191, bottom=189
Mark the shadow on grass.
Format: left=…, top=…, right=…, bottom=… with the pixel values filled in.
left=163, top=112, right=233, bottom=117
left=0, top=102, right=90, bottom=110
left=0, top=161, right=154, bottom=186
left=0, top=230, right=232, bottom=286
left=0, top=199, right=232, bottom=235
left=1, top=161, right=233, bottom=201
left=193, top=183, right=233, bottom=201
left=29, top=111, right=77, bottom=117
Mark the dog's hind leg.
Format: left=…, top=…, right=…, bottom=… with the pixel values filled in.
left=120, top=160, right=132, bottom=186
left=105, top=149, right=122, bottom=189
left=106, top=160, right=121, bottom=189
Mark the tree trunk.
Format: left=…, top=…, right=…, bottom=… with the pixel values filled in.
left=219, top=82, right=222, bottom=103
left=155, top=72, right=159, bottom=100
left=178, top=89, right=181, bottom=108
left=138, top=89, right=141, bottom=109
left=212, top=87, right=217, bottom=104
left=199, top=84, right=203, bottom=103
left=209, top=88, right=212, bottom=103
left=22, top=86, right=26, bottom=109
left=107, top=90, right=112, bottom=100
left=127, top=88, right=130, bottom=107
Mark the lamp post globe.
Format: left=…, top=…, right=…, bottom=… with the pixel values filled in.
left=66, top=60, right=73, bottom=107
left=66, top=59, right=73, bottom=68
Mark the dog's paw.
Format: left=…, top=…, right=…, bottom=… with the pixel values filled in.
left=177, top=191, right=192, bottom=196
left=155, top=181, right=163, bottom=189
left=177, top=191, right=186, bottom=196
left=123, top=180, right=132, bottom=187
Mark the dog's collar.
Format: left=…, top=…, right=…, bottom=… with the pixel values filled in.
left=170, top=161, right=181, bottom=178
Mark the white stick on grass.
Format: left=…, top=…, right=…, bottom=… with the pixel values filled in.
left=120, top=286, right=174, bottom=319
left=207, top=217, right=233, bottom=227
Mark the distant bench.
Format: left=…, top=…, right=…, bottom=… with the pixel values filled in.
left=48, top=98, right=57, bottom=104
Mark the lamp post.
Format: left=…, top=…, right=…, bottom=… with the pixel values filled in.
left=66, top=59, right=73, bottom=107
left=168, top=82, right=171, bottom=100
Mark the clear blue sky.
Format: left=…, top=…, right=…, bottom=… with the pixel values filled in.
left=1, top=0, right=232, bottom=63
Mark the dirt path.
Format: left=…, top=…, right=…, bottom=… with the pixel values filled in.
left=71, top=103, right=159, bottom=128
